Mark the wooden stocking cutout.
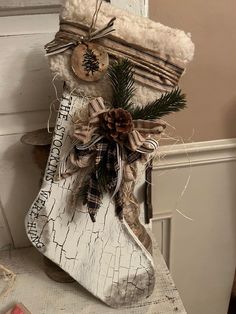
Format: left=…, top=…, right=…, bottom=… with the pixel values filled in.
left=25, top=91, right=155, bottom=308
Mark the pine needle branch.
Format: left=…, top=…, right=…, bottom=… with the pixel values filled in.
left=129, top=88, right=187, bottom=120
left=108, top=59, right=136, bottom=110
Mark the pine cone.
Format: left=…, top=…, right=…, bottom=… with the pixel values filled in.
left=101, top=108, right=134, bottom=142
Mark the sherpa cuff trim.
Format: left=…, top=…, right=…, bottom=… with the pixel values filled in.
left=48, top=0, right=194, bottom=104
left=61, top=0, right=194, bottom=63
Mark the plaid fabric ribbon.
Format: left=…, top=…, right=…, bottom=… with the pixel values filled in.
left=63, top=97, right=165, bottom=222
left=75, top=137, right=141, bottom=222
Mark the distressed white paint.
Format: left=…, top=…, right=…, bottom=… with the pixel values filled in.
left=152, top=140, right=236, bottom=314
left=24, top=1, right=156, bottom=306
left=25, top=92, right=155, bottom=307
left=2, top=2, right=233, bottom=312
left=1, top=0, right=159, bottom=307
left=0, top=244, right=186, bottom=313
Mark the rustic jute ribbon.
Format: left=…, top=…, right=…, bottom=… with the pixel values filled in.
left=72, top=97, right=165, bottom=151
left=59, top=98, right=165, bottom=252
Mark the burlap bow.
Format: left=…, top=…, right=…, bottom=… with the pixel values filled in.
left=62, top=97, right=165, bottom=222
left=73, top=97, right=165, bottom=152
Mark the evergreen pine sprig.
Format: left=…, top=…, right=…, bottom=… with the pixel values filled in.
left=129, top=88, right=187, bottom=120
left=108, top=59, right=136, bottom=110
left=108, top=59, right=187, bottom=120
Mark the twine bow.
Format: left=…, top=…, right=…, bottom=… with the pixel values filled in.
left=61, top=98, right=165, bottom=222
left=45, top=0, right=116, bottom=56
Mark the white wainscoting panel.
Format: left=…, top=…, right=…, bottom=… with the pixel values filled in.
left=0, top=134, right=41, bottom=248
left=0, top=14, right=59, bottom=115
left=151, top=211, right=172, bottom=268
left=0, top=13, right=59, bottom=248
left=152, top=139, right=236, bottom=314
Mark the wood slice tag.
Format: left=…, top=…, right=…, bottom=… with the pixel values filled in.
left=71, top=43, right=109, bottom=82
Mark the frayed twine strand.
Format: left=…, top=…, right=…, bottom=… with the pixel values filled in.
left=47, top=74, right=61, bottom=133
left=136, top=119, right=195, bottom=222
left=47, top=74, right=89, bottom=134
left=0, top=264, right=16, bottom=299
left=89, top=0, right=103, bottom=38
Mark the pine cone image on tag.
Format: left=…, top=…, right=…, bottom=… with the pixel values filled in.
left=101, top=108, right=134, bottom=142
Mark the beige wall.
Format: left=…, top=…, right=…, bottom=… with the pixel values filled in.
left=149, top=0, right=236, bottom=142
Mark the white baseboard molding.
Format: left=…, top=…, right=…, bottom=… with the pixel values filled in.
left=154, top=138, right=236, bottom=170
left=151, top=138, right=236, bottom=314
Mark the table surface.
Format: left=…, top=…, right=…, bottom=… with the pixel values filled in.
left=0, top=243, right=186, bottom=314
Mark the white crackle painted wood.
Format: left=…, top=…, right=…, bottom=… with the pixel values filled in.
left=0, top=244, right=186, bottom=313
left=25, top=92, right=155, bottom=308
left=25, top=0, right=160, bottom=307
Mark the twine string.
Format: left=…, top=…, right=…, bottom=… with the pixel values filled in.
left=88, top=0, right=102, bottom=39
left=45, top=0, right=116, bottom=55
left=154, top=121, right=195, bottom=222
left=89, top=0, right=98, bottom=35
left=47, top=74, right=61, bottom=133
left=0, top=264, right=16, bottom=299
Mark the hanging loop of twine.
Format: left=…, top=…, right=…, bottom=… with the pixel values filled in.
left=45, top=0, right=116, bottom=56
left=88, top=0, right=115, bottom=40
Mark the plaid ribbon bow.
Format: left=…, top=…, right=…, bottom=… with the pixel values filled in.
left=62, top=98, right=165, bottom=222
left=75, top=137, right=143, bottom=222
